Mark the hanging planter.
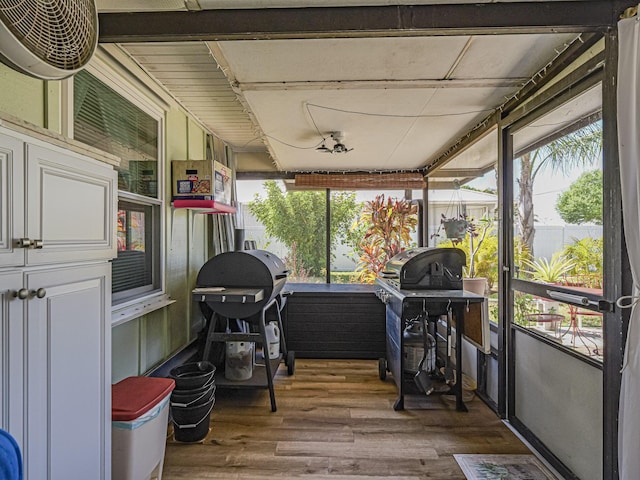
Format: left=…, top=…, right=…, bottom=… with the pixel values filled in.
left=442, top=218, right=469, bottom=239
left=432, top=181, right=470, bottom=241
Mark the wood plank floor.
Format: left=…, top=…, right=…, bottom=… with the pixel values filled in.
left=163, top=359, right=532, bottom=479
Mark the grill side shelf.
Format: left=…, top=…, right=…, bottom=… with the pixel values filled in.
left=193, top=287, right=264, bottom=303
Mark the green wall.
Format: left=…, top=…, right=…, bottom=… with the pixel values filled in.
left=111, top=105, right=211, bottom=382
left=0, top=64, right=48, bottom=127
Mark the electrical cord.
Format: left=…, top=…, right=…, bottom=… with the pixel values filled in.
left=306, top=102, right=494, bottom=119
left=241, top=100, right=528, bottom=150
left=616, top=294, right=640, bottom=372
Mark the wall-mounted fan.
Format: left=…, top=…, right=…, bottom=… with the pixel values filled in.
left=0, top=0, right=98, bottom=80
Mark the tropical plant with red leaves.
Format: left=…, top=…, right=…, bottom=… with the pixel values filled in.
left=356, top=195, right=418, bottom=283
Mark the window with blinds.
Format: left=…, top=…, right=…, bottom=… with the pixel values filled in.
left=74, top=71, right=162, bottom=303
left=74, top=70, right=159, bottom=198
left=113, top=201, right=159, bottom=298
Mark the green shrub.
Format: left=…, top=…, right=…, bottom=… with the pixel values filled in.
left=330, top=271, right=360, bottom=284
left=561, top=236, right=603, bottom=279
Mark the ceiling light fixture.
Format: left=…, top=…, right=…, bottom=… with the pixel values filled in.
left=316, top=131, right=353, bottom=154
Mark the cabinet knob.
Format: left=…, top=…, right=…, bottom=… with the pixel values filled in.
left=14, top=288, right=29, bottom=300
left=32, top=239, right=44, bottom=249
left=33, top=288, right=47, bottom=299
left=17, top=238, right=32, bottom=248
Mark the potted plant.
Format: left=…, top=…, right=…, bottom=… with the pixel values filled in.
left=462, top=216, right=493, bottom=295
left=435, top=214, right=494, bottom=295
left=440, top=213, right=469, bottom=240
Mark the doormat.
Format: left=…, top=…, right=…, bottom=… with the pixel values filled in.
left=454, top=454, right=558, bottom=480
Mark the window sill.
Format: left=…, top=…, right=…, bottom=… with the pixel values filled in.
left=111, top=294, right=175, bottom=327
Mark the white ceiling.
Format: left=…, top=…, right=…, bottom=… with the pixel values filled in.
left=98, top=1, right=591, bottom=181
left=211, top=34, right=578, bottom=171
left=119, top=42, right=258, bottom=148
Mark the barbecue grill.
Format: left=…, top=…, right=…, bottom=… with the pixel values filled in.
left=375, top=247, right=484, bottom=411
left=196, top=249, right=289, bottom=318
left=193, top=249, right=294, bottom=412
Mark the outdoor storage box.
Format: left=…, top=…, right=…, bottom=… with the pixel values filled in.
left=171, top=160, right=231, bottom=204
left=112, top=376, right=175, bottom=480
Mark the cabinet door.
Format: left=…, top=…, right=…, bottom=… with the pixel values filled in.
left=25, top=264, right=111, bottom=480
left=0, top=133, right=25, bottom=267
left=0, top=272, right=25, bottom=448
left=25, top=143, right=116, bottom=265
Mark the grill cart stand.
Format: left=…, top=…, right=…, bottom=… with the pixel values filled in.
left=372, top=247, right=486, bottom=412
left=195, top=289, right=294, bottom=412
left=375, top=286, right=484, bottom=412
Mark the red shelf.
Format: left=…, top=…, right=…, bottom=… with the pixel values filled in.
left=173, top=199, right=236, bottom=214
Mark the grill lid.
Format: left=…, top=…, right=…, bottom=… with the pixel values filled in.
left=382, top=247, right=465, bottom=290
left=196, top=249, right=288, bottom=318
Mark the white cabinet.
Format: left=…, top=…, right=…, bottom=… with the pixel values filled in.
left=25, top=264, right=111, bottom=480
left=0, top=134, right=24, bottom=267
left=0, top=127, right=115, bottom=480
left=0, top=129, right=117, bottom=268
left=0, top=271, right=25, bottom=444
left=1, top=265, right=111, bottom=480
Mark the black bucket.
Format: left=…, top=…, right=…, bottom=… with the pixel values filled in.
left=171, top=386, right=216, bottom=442
left=171, top=373, right=214, bottom=397
left=171, top=384, right=216, bottom=408
left=169, top=361, right=215, bottom=390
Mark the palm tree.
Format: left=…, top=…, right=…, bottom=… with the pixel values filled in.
left=517, top=121, right=602, bottom=255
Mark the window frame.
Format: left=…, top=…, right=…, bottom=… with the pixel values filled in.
left=71, top=61, right=167, bottom=312
left=506, top=79, right=605, bottom=364
left=236, top=180, right=421, bottom=284
left=112, top=193, right=163, bottom=304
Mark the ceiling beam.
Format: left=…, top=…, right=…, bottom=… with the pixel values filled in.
left=237, top=171, right=297, bottom=180
left=237, top=78, right=528, bottom=91
left=98, top=1, right=629, bottom=43
left=428, top=168, right=492, bottom=178
left=424, top=180, right=475, bottom=190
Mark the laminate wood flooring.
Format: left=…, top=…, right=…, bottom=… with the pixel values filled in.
left=162, top=359, right=531, bottom=479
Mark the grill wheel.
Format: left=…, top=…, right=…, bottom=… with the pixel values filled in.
left=286, top=351, right=296, bottom=375
left=378, top=357, right=387, bottom=380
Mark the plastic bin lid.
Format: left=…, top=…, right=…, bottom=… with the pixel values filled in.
left=112, top=376, right=175, bottom=421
